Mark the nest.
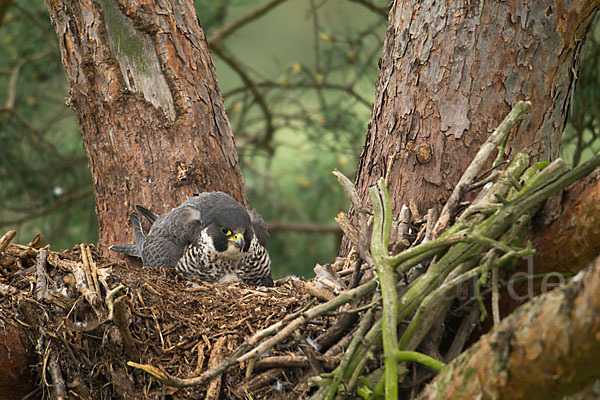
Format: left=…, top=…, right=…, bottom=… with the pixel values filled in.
left=0, top=238, right=366, bottom=399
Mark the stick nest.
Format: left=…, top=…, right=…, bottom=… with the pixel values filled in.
left=0, top=241, right=345, bottom=399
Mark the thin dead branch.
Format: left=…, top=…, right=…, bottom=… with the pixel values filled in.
left=0, top=230, right=16, bottom=253
left=34, top=248, right=48, bottom=301
left=433, top=101, right=532, bottom=237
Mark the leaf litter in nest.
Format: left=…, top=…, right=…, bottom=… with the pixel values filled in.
left=0, top=243, right=327, bottom=399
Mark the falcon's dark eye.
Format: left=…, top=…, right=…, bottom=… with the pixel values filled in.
left=221, top=227, right=232, bottom=236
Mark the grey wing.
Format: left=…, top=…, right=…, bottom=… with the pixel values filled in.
left=250, top=209, right=269, bottom=246
left=141, top=205, right=204, bottom=268
left=140, top=235, right=185, bottom=268
left=163, top=205, right=205, bottom=243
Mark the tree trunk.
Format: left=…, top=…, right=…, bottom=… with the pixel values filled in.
left=533, top=168, right=600, bottom=275
left=351, top=0, right=600, bottom=230
left=45, top=0, right=246, bottom=255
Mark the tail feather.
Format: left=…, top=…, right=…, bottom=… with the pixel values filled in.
left=136, top=205, right=159, bottom=223
left=131, top=212, right=145, bottom=256
left=109, top=244, right=140, bottom=257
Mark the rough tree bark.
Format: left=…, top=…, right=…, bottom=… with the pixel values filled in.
left=45, top=0, right=246, bottom=255
left=533, top=168, right=600, bottom=274
left=351, top=0, right=600, bottom=231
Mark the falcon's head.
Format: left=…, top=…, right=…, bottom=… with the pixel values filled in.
left=203, top=203, right=253, bottom=258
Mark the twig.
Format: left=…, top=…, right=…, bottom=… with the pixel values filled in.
left=48, top=352, right=67, bottom=400
left=332, top=170, right=363, bottom=215
left=335, top=211, right=360, bottom=246
left=106, top=284, right=125, bottom=320
left=424, top=207, right=439, bottom=242
left=457, top=153, right=531, bottom=222
left=80, top=244, right=100, bottom=299
left=4, top=49, right=52, bottom=110
left=349, top=257, right=363, bottom=289
left=206, top=336, right=227, bottom=400
left=348, top=0, right=389, bottom=17
left=68, top=260, right=97, bottom=305
left=316, top=306, right=358, bottom=351
left=433, top=101, right=532, bottom=237
left=507, top=155, right=600, bottom=212
left=468, top=170, right=499, bottom=192
left=238, top=280, right=377, bottom=363
left=346, top=347, right=377, bottom=393
left=398, top=266, right=483, bottom=352
left=210, top=45, right=275, bottom=149
left=236, top=368, right=283, bottom=395
left=249, top=298, right=317, bottom=344
left=34, top=249, right=48, bottom=301
left=445, top=305, right=479, bottom=362
left=223, top=81, right=372, bottom=108
left=333, top=169, right=373, bottom=266
left=324, top=329, right=354, bottom=357
left=255, top=355, right=339, bottom=370
left=369, top=178, right=398, bottom=400
left=391, top=205, right=412, bottom=253
left=475, top=251, right=496, bottom=321
left=394, top=351, right=445, bottom=371
left=0, top=230, right=16, bottom=253
left=321, top=302, right=377, bottom=400
left=395, top=154, right=554, bottom=354
left=491, top=266, right=500, bottom=325
left=392, top=232, right=470, bottom=272
left=295, top=331, right=324, bottom=375
left=113, top=297, right=139, bottom=360
left=208, top=0, right=290, bottom=45
left=0, top=282, right=18, bottom=296
left=339, top=300, right=379, bottom=314
left=304, top=281, right=335, bottom=301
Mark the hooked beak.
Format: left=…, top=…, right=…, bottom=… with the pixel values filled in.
left=229, top=233, right=245, bottom=250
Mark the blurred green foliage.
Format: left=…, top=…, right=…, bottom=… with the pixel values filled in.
left=1, top=1, right=599, bottom=280
left=0, top=2, right=96, bottom=250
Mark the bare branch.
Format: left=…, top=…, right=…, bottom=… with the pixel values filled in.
left=223, top=81, right=372, bottom=108
left=348, top=0, right=389, bottom=18
left=208, top=0, right=290, bottom=45
left=0, top=230, right=16, bottom=253
left=433, top=101, right=532, bottom=237
left=211, top=45, right=275, bottom=149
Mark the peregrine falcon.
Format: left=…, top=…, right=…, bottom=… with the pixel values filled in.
left=109, top=192, right=273, bottom=286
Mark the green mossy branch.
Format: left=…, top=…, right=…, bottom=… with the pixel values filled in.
left=369, top=179, right=399, bottom=400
